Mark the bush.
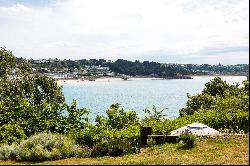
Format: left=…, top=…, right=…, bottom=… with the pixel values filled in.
left=179, top=78, right=249, bottom=117
left=90, top=137, right=136, bottom=157
left=15, top=132, right=82, bottom=161
left=0, top=144, right=17, bottom=160
left=95, top=103, right=139, bottom=130
left=90, top=141, right=109, bottom=157
left=148, top=110, right=249, bottom=136
left=178, top=134, right=196, bottom=149
left=89, top=127, right=140, bottom=158
left=107, top=137, right=136, bottom=157
left=147, top=137, right=156, bottom=147
left=68, top=125, right=98, bottom=147
left=0, top=124, right=27, bottom=145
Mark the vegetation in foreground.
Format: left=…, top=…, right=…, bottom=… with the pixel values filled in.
left=0, top=135, right=248, bottom=165
left=0, top=47, right=249, bottom=164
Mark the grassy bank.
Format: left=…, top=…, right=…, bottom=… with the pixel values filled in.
left=0, top=135, right=248, bottom=165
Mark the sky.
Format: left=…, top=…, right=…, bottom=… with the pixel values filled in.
left=0, top=0, right=249, bottom=64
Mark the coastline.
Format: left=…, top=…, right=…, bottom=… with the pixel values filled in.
left=56, top=77, right=164, bottom=85
left=56, top=75, right=247, bottom=85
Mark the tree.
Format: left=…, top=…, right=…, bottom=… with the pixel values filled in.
left=202, top=77, right=230, bottom=96
left=95, top=103, right=139, bottom=130
left=0, top=47, right=89, bottom=140
left=142, top=105, right=168, bottom=123
left=179, top=77, right=249, bottom=117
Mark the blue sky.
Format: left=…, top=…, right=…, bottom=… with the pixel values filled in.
left=0, top=0, right=249, bottom=64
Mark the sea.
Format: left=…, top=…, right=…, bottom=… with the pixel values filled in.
left=62, top=76, right=247, bottom=121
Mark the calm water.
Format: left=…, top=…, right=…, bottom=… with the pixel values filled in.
left=62, top=76, right=247, bottom=121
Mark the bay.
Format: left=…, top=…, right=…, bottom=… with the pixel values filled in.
left=62, top=76, right=247, bottom=121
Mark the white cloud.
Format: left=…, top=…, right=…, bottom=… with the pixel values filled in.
left=0, top=0, right=248, bottom=64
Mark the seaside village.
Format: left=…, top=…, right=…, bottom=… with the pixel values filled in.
left=30, top=59, right=249, bottom=81
left=32, top=59, right=119, bottom=81
left=31, top=59, right=147, bottom=81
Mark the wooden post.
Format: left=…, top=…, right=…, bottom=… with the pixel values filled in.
left=140, top=126, right=152, bottom=146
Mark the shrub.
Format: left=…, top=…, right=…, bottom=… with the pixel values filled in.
left=90, top=137, right=136, bottom=157
left=178, top=134, right=196, bottom=149
left=95, top=103, right=139, bottom=130
left=0, top=47, right=90, bottom=138
left=67, top=125, right=98, bottom=147
left=90, top=141, right=109, bottom=157
left=114, top=125, right=141, bottom=147
left=148, top=110, right=249, bottom=136
left=0, top=144, right=17, bottom=160
left=0, top=124, right=27, bottom=145
left=107, top=137, right=136, bottom=157
left=147, top=137, right=156, bottom=147
left=142, top=105, right=168, bottom=123
left=179, top=78, right=249, bottom=117
left=15, top=132, right=82, bottom=161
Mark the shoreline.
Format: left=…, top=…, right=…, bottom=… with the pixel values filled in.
left=56, top=77, right=164, bottom=85
left=56, top=75, right=247, bottom=85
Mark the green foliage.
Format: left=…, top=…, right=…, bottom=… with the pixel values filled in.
left=69, top=124, right=141, bottom=157
left=15, top=132, right=83, bottom=161
left=90, top=140, right=109, bottom=157
left=0, top=47, right=89, bottom=139
left=63, top=99, right=90, bottom=131
left=90, top=137, right=137, bottom=157
left=177, top=134, right=196, bottom=149
left=147, top=137, right=156, bottom=147
left=0, top=47, right=16, bottom=78
left=149, top=110, right=249, bottom=136
left=0, top=124, right=27, bottom=145
left=0, top=76, right=66, bottom=136
left=202, top=77, right=230, bottom=96
left=95, top=103, right=139, bottom=130
left=107, top=137, right=136, bottom=157
left=142, top=106, right=168, bottom=124
left=179, top=77, right=249, bottom=117
left=108, top=59, right=249, bottom=77
left=67, top=124, right=98, bottom=147
left=0, top=144, right=17, bottom=160
left=179, top=93, right=216, bottom=116
left=0, top=47, right=32, bottom=78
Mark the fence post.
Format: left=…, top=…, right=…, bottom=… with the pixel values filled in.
left=140, top=126, right=152, bottom=146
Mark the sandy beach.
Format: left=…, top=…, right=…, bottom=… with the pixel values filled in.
left=56, top=77, right=164, bottom=85
left=56, top=75, right=247, bottom=86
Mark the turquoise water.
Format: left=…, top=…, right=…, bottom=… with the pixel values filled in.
left=62, top=76, right=247, bottom=121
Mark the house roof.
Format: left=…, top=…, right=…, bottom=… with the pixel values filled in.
left=169, top=122, right=221, bottom=136
left=187, top=122, right=208, bottom=128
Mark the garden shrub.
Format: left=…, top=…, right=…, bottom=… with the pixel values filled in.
left=90, top=137, right=136, bottom=157
left=178, top=133, right=196, bottom=149
left=147, top=137, right=156, bottom=147
left=179, top=78, right=249, bottom=117
left=15, top=132, right=82, bottom=161
left=95, top=103, right=139, bottom=130
left=90, top=140, right=109, bottom=157
left=114, top=125, right=141, bottom=147
left=88, top=126, right=140, bottom=157
left=107, top=137, right=136, bottom=157
left=0, top=144, right=17, bottom=160
left=142, top=105, right=168, bottom=123
left=68, top=125, right=98, bottom=147
left=149, top=110, right=249, bottom=136
left=0, top=124, right=27, bottom=145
